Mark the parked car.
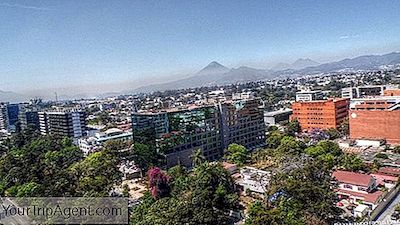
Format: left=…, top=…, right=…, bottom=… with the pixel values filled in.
left=391, top=211, right=400, bottom=221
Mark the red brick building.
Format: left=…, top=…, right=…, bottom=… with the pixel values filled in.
left=384, top=89, right=400, bottom=97
left=291, top=98, right=349, bottom=131
left=349, top=98, right=400, bottom=145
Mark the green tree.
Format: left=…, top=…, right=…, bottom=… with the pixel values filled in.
left=131, top=142, right=159, bottom=172
left=224, top=144, right=248, bottom=165
left=261, top=162, right=341, bottom=225
left=339, top=154, right=367, bottom=172
left=68, top=151, right=122, bottom=196
left=326, top=128, right=341, bottom=140
left=276, top=136, right=303, bottom=155
left=286, top=119, right=301, bottom=136
left=267, top=131, right=284, bottom=149
left=131, top=162, right=239, bottom=225
left=0, top=133, right=84, bottom=197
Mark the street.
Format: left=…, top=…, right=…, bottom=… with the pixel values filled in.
left=375, top=190, right=400, bottom=224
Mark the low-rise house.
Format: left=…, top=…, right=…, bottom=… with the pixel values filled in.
left=377, top=167, right=400, bottom=177
left=371, top=173, right=398, bottom=189
left=371, top=167, right=399, bottom=189
left=235, top=167, right=271, bottom=194
left=119, top=160, right=142, bottom=180
left=332, top=170, right=384, bottom=210
left=354, top=204, right=369, bottom=218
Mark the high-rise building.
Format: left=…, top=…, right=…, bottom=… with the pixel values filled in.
left=0, top=102, right=21, bottom=133
left=349, top=97, right=400, bottom=145
left=20, top=111, right=40, bottom=131
left=0, top=103, right=8, bottom=132
left=291, top=98, right=349, bottom=131
left=132, top=98, right=265, bottom=168
left=39, top=111, right=87, bottom=138
left=219, top=99, right=266, bottom=150
left=6, top=104, right=20, bottom=132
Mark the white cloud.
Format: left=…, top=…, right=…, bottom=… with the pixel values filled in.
left=339, top=34, right=360, bottom=40
left=0, top=3, right=52, bottom=11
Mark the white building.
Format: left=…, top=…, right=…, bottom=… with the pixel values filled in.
left=295, top=90, right=323, bottom=102
left=236, top=167, right=271, bottom=194
left=78, top=128, right=132, bottom=155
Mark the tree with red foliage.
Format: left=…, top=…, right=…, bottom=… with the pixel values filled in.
left=148, top=167, right=171, bottom=199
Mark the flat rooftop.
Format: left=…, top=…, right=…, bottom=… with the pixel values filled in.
left=264, top=109, right=293, bottom=116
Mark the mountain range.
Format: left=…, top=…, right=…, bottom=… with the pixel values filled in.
left=271, top=58, right=319, bottom=70
left=1, top=51, right=400, bottom=102
left=135, top=52, right=400, bottom=93
left=0, top=90, right=28, bottom=103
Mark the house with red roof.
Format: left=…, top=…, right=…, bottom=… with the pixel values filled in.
left=332, top=170, right=384, bottom=210
left=371, top=167, right=399, bottom=189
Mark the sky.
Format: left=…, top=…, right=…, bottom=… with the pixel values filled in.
left=1, top=0, right=400, bottom=95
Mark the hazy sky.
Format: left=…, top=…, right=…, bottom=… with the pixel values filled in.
left=1, top=0, right=400, bottom=93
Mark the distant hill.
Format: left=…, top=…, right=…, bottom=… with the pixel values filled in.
left=0, top=90, right=28, bottom=103
left=135, top=62, right=274, bottom=93
left=3, top=52, right=400, bottom=102
left=135, top=52, right=400, bottom=93
left=272, top=58, right=319, bottom=70
left=297, top=52, right=400, bottom=74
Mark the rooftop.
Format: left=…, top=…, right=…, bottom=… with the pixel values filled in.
left=336, top=188, right=383, bottom=204
left=264, top=108, right=293, bottom=116
left=377, top=167, right=400, bottom=176
left=294, top=98, right=348, bottom=104
left=332, top=170, right=373, bottom=187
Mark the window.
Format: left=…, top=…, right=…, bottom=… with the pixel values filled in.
left=343, top=184, right=352, bottom=189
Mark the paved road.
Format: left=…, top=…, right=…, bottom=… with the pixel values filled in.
left=375, top=189, right=400, bottom=224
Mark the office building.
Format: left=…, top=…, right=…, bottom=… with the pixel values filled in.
left=6, top=104, right=19, bottom=132
left=20, top=111, right=40, bottom=131
left=291, top=98, right=349, bottom=131
left=0, top=103, right=8, bottom=131
left=39, top=111, right=87, bottom=139
left=0, top=102, right=22, bottom=133
left=219, top=99, right=266, bottom=150
left=132, top=99, right=265, bottom=168
left=349, top=97, right=400, bottom=145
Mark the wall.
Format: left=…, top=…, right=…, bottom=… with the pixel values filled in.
left=350, top=110, right=400, bottom=145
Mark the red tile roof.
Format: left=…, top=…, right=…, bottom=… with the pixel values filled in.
left=336, top=188, right=384, bottom=204
left=378, top=167, right=400, bottom=176
left=332, top=170, right=373, bottom=187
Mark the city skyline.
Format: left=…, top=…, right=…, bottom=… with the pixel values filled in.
left=1, top=0, right=400, bottom=94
